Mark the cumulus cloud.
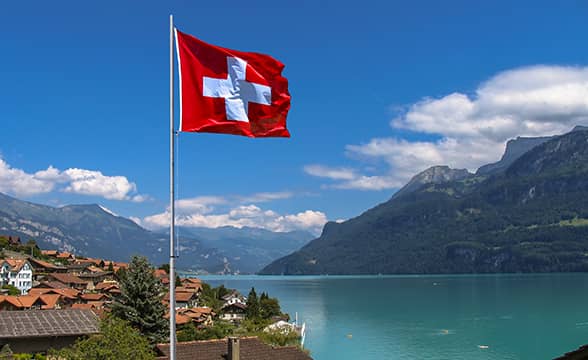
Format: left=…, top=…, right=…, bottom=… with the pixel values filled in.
left=0, top=158, right=146, bottom=201
left=307, top=65, right=588, bottom=190
left=0, top=159, right=57, bottom=196
left=142, top=197, right=327, bottom=235
left=62, top=168, right=138, bottom=201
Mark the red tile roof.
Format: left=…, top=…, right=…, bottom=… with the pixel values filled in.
left=71, top=303, right=96, bottom=310
left=95, top=281, right=119, bottom=290
left=39, top=294, right=61, bottom=309
left=154, top=269, right=167, bottom=278
left=28, top=258, right=60, bottom=270
left=181, top=278, right=202, bottom=285
left=29, top=288, right=79, bottom=300
left=166, top=291, right=197, bottom=303
left=3, top=259, right=29, bottom=272
left=0, top=296, right=25, bottom=308
left=81, top=293, right=107, bottom=301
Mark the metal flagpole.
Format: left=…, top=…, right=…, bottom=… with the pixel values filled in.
left=169, top=13, right=177, bottom=360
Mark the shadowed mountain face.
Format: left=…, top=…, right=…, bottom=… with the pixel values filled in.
left=0, top=194, right=312, bottom=274
left=261, top=128, right=588, bottom=275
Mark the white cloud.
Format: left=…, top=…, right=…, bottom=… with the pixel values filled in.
left=142, top=202, right=327, bottom=235
left=303, top=165, right=357, bottom=180
left=307, top=65, right=588, bottom=190
left=62, top=168, right=138, bottom=201
left=0, top=158, right=147, bottom=201
left=176, top=196, right=227, bottom=214
left=0, top=159, right=56, bottom=196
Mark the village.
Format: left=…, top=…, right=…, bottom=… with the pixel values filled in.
left=0, top=235, right=310, bottom=360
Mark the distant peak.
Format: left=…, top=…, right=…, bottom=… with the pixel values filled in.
left=98, top=205, right=118, bottom=217
left=392, top=165, right=472, bottom=199
left=572, top=125, right=588, bottom=132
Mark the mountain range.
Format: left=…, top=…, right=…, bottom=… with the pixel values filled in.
left=261, top=126, right=588, bottom=274
left=0, top=193, right=312, bottom=274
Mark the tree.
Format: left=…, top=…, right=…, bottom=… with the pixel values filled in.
left=2, top=284, right=20, bottom=296
left=259, top=295, right=282, bottom=319
left=50, top=317, right=155, bottom=360
left=177, top=321, right=235, bottom=342
left=158, top=263, right=170, bottom=273
left=107, top=262, right=114, bottom=272
left=198, top=284, right=227, bottom=313
left=111, top=256, right=167, bottom=344
left=246, top=287, right=259, bottom=319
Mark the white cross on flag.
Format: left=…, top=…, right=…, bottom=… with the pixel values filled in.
left=175, top=29, right=291, bottom=138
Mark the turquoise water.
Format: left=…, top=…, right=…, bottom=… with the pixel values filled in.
left=197, top=274, right=588, bottom=360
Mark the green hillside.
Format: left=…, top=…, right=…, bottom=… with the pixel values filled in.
left=261, top=129, right=588, bottom=274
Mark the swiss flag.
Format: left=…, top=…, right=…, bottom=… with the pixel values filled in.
left=174, top=29, right=291, bottom=138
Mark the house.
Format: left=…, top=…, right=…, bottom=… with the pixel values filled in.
left=35, top=280, right=70, bottom=289
left=222, top=291, right=246, bottom=307
left=154, top=269, right=168, bottom=281
left=0, top=294, right=64, bottom=310
left=94, top=281, right=121, bottom=296
left=41, top=250, right=58, bottom=257
left=0, top=259, right=33, bottom=294
left=56, top=252, right=75, bottom=261
left=179, top=307, right=215, bottom=327
left=181, top=278, right=202, bottom=291
left=0, top=309, right=99, bottom=353
left=0, top=295, right=44, bottom=310
left=155, top=337, right=313, bottom=360
left=49, top=273, right=89, bottom=290
left=80, top=293, right=109, bottom=302
left=166, top=291, right=198, bottom=309
left=220, top=302, right=247, bottom=322
left=28, top=288, right=80, bottom=307
left=38, top=294, right=65, bottom=309
left=78, top=270, right=113, bottom=284
left=66, top=262, right=91, bottom=274
left=28, top=257, right=67, bottom=274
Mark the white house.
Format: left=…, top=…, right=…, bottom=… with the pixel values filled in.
left=220, top=302, right=247, bottom=322
left=0, top=259, right=33, bottom=295
left=222, top=291, right=246, bottom=307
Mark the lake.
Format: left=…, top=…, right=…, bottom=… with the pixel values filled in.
left=196, top=273, right=588, bottom=360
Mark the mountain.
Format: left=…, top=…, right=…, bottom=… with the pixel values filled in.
left=476, top=136, right=553, bottom=175
left=0, top=194, right=310, bottom=273
left=261, top=128, right=588, bottom=275
left=172, top=226, right=314, bottom=274
left=393, top=165, right=472, bottom=199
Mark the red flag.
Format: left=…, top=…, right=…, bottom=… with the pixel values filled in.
left=174, top=29, right=291, bottom=138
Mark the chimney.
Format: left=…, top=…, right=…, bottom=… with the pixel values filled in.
left=228, top=337, right=240, bottom=360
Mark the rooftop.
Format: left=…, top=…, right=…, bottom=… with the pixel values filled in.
left=50, top=273, right=88, bottom=285
left=0, top=309, right=99, bottom=338
left=156, top=337, right=312, bottom=360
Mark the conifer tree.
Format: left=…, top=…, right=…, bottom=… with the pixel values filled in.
left=111, top=256, right=167, bottom=344
left=246, top=287, right=260, bottom=319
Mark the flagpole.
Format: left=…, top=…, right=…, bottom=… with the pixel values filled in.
left=169, top=13, right=177, bottom=360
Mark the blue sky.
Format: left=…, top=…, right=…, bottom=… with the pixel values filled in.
left=1, top=1, right=588, bottom=234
